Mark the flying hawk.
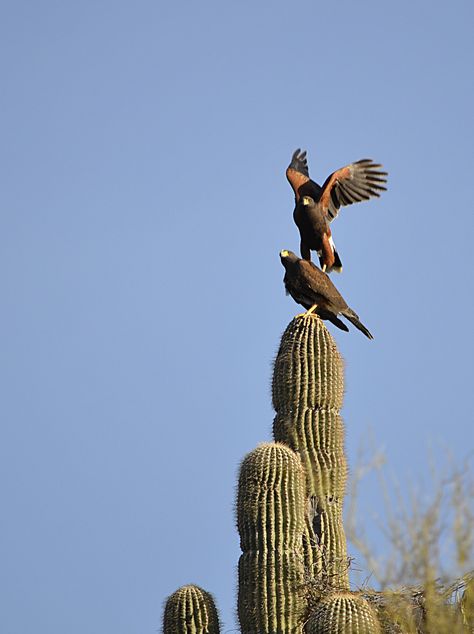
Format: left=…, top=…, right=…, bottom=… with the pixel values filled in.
left=286, top=149, right=387, bottom=273
left=280, top=249, right=373, bottom=339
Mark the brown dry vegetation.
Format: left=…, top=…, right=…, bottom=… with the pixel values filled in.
left=342, top=450, right=474, bottom=633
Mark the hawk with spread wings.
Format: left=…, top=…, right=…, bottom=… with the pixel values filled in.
left=286, top=149, right=387, bottom=273
left=280, top=249, right=373, bottom=339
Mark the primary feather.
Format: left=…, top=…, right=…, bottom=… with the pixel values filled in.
left=286, top=149, right=388, bottom=271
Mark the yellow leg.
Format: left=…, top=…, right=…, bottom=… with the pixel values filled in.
left=295, top=304, right=318, bottom=319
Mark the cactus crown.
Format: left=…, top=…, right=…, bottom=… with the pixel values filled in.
left=237, top=442, right=306, bottom=552
left=272, top=316, right=344, bottom=412
left=306, top=591, right=381, bottom=634
left=163, top=584, right=220, bottom=634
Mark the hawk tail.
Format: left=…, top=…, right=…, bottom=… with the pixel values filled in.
left=328, top=315, right=349, bottom=333
left=340, top=308, right=373, bottom=340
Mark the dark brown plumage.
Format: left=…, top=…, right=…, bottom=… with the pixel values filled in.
left=286, top=149, right=387, bottom=273
left=280, top=249, right=373, bottom=339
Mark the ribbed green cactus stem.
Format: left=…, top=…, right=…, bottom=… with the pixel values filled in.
left=302, top=513, right=324, bottom=580
left=238, top=550, right=306, bottom=634
left=237, top=442, right=307, bottom=634
left=314, top=499, right=349, bottom=587
left=274, top=408, right=347, bottom=504
left=272, top=316, right=344, bottom=412
left=306, top=592, right=381, bottom=634
left=237, top=441, right=307, bottom=552
left=272, top=316, right=349, bottom=590
left=163, top=584, right=220, bottom=634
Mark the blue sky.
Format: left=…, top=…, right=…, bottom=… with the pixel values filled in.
left=1, top=1, right=473, bottom=632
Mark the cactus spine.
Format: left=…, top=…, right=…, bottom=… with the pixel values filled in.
left=237, top=442, right=307, bottom=633
left=163, top=584, right=220, bottom=634
left=306, top=592, right=381, bottom=634
left=272, top=316, right=349, bottom=588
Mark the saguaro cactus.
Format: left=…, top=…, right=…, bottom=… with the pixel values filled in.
left=272, top=316, right=349, bottom=589
left=161, top=296, right=471, bottom=634
left=163, top=584, right=220, bottom=634
left=272, top=315, right=344, bottom=412
left=306, top=592, right=381, bottom=634
left=237, top=442, right=307, bottom=634
left=163, top=316, right=386, bottom=633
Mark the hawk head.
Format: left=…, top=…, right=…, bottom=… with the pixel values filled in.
left=280, top=249, right=299, bottom=267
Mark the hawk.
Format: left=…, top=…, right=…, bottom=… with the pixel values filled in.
left=286, top=149, right=387, bottom=273
left=280, top=249, right=373, bottom=339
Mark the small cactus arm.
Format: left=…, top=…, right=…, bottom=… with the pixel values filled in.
left=306, top=592, right=381, bottom=634
left=163, top=584, right=220, bottom=634
left=272, top=316, right=349, bottom=589
left=237, top=442, right=307, bottom=634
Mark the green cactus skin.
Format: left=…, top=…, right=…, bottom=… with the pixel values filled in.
left=274, top=408, right=347, bottom=504
left=163, top=584, right=220, bottom=634
left=237, top=442, right=307, bottom=552
left=302, top=513, right=323, bottom=580
left=238, top=550, right=306, bottom=634
left=272, top=316, right=349, bottom=590
left=272, top=316, right=344, bottom=413
left=316, top=500, right=349, bottom=586
left=306, top=592, right=381, bottom=634
left=237, top=443, right=307, bottom=634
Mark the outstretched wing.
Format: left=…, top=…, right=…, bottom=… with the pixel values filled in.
left=288, top=148, right=309, bottom=177
left=319, top=159, right=387, bottom=221
left=286, top=148, right=324, bottom=203
left=286, top=148, right=310, bottom=202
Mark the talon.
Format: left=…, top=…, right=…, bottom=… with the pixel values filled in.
left=294, top=305, right=318, bottom=319
left=305, top=304, right=318, bottom=316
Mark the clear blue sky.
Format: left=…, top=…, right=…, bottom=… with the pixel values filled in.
left=1, top=1, right=473, bottom=632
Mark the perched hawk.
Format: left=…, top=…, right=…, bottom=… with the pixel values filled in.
left=286, top=149, right=387, bottom=273
left=280, top=249, right=373, bottom=339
